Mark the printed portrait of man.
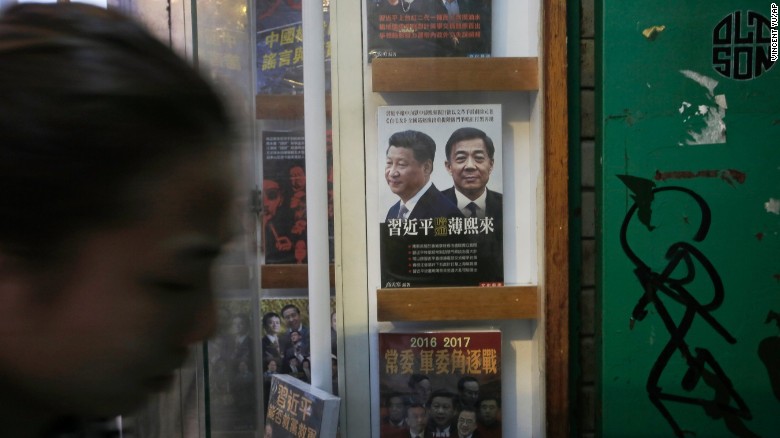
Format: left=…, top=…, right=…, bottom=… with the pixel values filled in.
left=441, top=126, right=504, bottom=282
left=476, top=395, right=501, bottom=438
left=384, top=130, right=463, bottom=221
left=442, top=127, right=502, bottom=224
left=426, top=389, right=459, bottom=437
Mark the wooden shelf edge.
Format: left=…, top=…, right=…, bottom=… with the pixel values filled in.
left=372, top=57, right=539, bottom=92
left=261, top=264, right=335, bottom=289
left=543, top=0, right=570, bottom=435
left=376, top=285, right=538, bottom=321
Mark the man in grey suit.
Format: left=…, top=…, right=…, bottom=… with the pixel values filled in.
left=385, top=130, right=463, bottom=221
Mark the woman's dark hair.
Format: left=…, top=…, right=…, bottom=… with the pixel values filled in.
left=0, top=3, right=232, bottom=261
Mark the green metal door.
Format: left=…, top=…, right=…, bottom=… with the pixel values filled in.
left=597, top=1, right=780, bottom=436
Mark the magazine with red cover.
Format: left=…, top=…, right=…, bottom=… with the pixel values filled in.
left=378, top=330, right=502, bottom=438
left=262, top=130, right=306, bottom=264
left=261, top=129, right=335, bottom=265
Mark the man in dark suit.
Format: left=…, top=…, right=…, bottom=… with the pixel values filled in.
left=475, top=395, right=501, bottom=438
left=230, top=314, right=253, bottom=370
left=457, top=376, right=480, bottom=409
left=282, top=330, right=306, bottom=370
left=380, top=392, right=408, bottom=436
left=280, top=304, right=309, bottom=356
left=426, top=390, right=458, bottom=437
left=441, top=127, right=503, bottom=282
left=387, top=403, right=430, bottom=438
left=385, top=130, right=463, bottom=221
left=441, top=127, right=502, bottom=223
left=455, top=408, right=480, bottom=438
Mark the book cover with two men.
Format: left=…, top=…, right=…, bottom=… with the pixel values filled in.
left=378, top=104, right=503, bottom=288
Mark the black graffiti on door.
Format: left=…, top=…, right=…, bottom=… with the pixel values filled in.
left=618, top=175, right=756, bottom=438
left=759, top=311, right=780, bottom=402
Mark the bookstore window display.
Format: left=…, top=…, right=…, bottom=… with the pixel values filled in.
left=180, top=0, right=568, bottom=436
left=251, top=1, right=342, bottom=438
left=345, top=0, right=570, bottom=436
left=370, top=93, right=539, bottom=436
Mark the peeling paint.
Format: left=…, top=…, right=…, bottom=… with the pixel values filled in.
left=656, top=169, right=715, bottom=180
left=681, top=70, right=718, bottom=94
left=756, top=232, right=764, bottom=241
left=715, top=94, right=728, bottom=109
left=678, top=70, right=727, bottom=145
left=653, top=169, right=746, bottom=186
left=766, top=198, right=780, bottom=215
left=642, top=25, right=666, bottom=40
left=720, top=169, right=746, bottom=186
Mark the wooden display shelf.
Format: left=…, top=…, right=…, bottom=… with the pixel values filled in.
left=376, top=285, right=538, bottom=321
left=372, top=57, right=539, bottom=92
left=255, top=94, right=332, bottom=120
left=261, top=263, right=336, bottom=289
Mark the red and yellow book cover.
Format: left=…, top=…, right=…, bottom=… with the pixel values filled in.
left=378, top=330, right=502, bottom=438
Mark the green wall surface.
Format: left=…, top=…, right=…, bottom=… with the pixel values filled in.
left=597, top=2, right=780, bottom=436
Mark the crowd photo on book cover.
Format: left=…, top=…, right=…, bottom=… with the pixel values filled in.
left=379, top=331, right=503, bottom=438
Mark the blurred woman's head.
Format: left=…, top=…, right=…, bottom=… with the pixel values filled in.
left=0, top=3, right=234, bottom=430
